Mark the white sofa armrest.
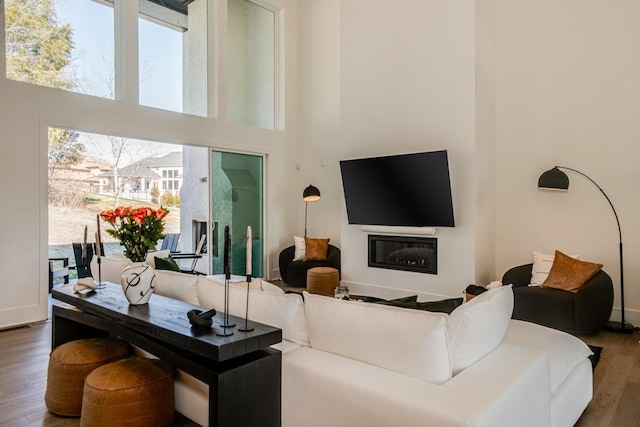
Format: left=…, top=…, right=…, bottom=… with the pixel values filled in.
left=283, top=343, right=550, bottom=427
left=443, top=342, right=551, bottom=427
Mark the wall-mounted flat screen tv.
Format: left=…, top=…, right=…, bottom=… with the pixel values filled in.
left=339, top=150, right=455, bottom=227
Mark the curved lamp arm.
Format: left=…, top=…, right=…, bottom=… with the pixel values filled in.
left=555, top=166, right=622, bottom=243
left=539, top=165, right=631, bottom=331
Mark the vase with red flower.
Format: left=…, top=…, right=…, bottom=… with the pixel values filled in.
left=99, top=206, right=169, bottom=304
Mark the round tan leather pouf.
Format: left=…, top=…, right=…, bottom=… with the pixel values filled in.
left=45, top=337, right=131, bottom=417
left=307, top=267, right=340, bottom=296
left=80, top=357, right=174, bottom=427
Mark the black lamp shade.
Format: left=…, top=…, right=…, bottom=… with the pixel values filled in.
left=538, top=167, right=569, bottom=190
left=303, top=185, right=321, bottom=202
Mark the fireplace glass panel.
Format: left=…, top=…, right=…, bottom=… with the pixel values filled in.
left=368, top=235, right=437, bottom=274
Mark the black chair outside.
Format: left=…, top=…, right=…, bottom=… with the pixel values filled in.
left=48, top=258, right=70, bottom=292
left=172, top=234, right=207, bottom=274
left=502, top=263, right=614, bottom=335
left=279, top=244, right=341, bottom=287
left=72, top=243, right=105, bottom=279
left=160, top=233, right=180, bottom=254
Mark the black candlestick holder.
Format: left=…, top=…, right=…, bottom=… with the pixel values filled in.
left=217, top=274, right=235, bottom=336
left=97, top=257, right=105, bottom=290
left=238, top=275, right=254, bottom=332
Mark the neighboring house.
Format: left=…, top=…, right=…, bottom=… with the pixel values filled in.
left=48, top=157, right=113, bottom=194
left=98, top=151, right=183, bottom=200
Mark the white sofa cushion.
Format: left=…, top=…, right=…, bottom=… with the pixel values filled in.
left=303, top=291, right=451, bottom=384
left=153, top=270, right=200, bottom=305
left=448, top=285, right=514, bottom=374
left=206, top=274, right=265, bottom=292
left=503, top=319, right=593, bottom=394
left=197, top=277, right=309, bottom=346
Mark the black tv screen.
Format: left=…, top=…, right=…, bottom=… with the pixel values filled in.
left=339, top=150, right=455, bottom=227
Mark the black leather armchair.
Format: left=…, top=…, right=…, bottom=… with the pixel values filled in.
left=502, top=263, right=614, bottom=335
left=279, top=244, right=341, bottom=287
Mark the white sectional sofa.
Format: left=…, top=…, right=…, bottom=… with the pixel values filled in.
left=93, top=258, right=593, bottom=427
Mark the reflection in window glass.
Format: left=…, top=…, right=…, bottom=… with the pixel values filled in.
left=228, top=0, right=276, bottom=129
left=4, top=0, right=114, bottom=98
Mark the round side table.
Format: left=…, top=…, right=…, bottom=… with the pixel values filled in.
left=306, top=267, right=339, bottom=296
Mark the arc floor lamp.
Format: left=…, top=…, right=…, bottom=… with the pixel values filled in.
left=538, top=166, right=634, bottom=333
left=303, top=185, right=321, bottom=237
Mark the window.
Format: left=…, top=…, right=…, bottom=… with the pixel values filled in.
left=5, top=0, right=285, bottom=133
left=138, top=0, right=184, bottom=113
left=5, top=0, right=208, bottom=116
left=228, top=0, right=276, bottom=129
left=5, top=0, right=115, bottom=99
left=138, top=0, right=209, bottom=116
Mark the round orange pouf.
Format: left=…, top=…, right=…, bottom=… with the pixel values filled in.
left=80, top=357, right=174, bottom=427
left=45, top=337, right=131, bottom=417
left=307, top=267, right=340, bottom=296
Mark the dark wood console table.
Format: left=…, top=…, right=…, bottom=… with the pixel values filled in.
left=51, top=282, right=282, bottom=427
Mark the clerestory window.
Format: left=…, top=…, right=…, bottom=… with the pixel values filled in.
left=4, top=0, right=280, bottom=129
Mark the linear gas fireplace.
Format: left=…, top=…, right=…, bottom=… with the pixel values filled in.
left=368, top=234, right=437, bottom=274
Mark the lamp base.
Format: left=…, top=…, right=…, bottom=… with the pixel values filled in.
left=604, top=320, right=635, bottom=334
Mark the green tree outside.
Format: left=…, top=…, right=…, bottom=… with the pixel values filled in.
left=5, top=0, right=75, bottom=90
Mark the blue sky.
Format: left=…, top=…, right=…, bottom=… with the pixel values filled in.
left=56, top=0, right=183, bottom=113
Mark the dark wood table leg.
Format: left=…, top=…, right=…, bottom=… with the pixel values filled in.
left=210, top=349, right=282, bottom=427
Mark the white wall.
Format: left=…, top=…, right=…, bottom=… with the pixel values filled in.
left=495, top=0, right=640, bottom=325
left=296, top=0, right=495, bottom=300
left=294, top=0, right=342, bottom=253
left=0, top=0, right=301, bottom=329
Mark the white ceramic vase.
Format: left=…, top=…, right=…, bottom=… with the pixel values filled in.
left=120, top=262, right=156, bottom=305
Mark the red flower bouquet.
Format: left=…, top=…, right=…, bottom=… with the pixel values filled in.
left=100, top=206, right=169, bottom=262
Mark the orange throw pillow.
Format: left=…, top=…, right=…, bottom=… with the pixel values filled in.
left=304, top=237, right=330, bottom=261
left=541, top=250, right=603, bottom=293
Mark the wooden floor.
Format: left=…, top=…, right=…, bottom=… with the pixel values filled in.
left=1, top=302, right=639, bottom=427
left=576, top=328, right=640, bottom=426
left=0, top=304, right=196, bottom=426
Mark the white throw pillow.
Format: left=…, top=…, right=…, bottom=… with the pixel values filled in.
left=448, top=285, right=514, bottom=375
left=197, top=278, right=309, bottom=346
left=154, top=270, right=200, bottom=305
left=303, top=292, right=452, bottom=384
left=293, top=236, right=306, bottom=261
left=530, top=251, right=579, bottom=286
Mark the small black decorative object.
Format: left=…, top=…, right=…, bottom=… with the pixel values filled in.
left=217, top=225, right=235, bottom=336
left=187, top=308, right=217, bottom=329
